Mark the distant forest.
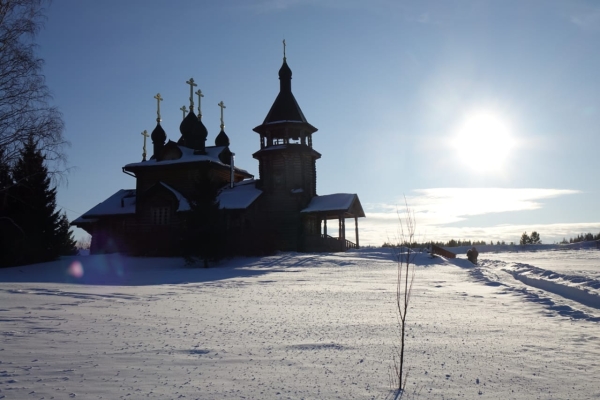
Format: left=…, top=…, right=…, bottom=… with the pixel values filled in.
left=382, top=231, right=600, bottom=248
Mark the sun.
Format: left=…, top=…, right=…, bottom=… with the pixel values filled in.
left=452, top=111, right=515, bottom=173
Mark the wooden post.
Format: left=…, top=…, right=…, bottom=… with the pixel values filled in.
left=355, top=216, right=359, bottom=249
left=323, top=219, right=327, bottom=237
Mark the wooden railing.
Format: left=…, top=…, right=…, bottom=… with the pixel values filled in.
left=345, top=239, right=357, bottom=250
left=304, top=234, right=357, bottom=252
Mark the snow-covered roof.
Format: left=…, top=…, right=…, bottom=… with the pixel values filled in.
left=123, top=145, right=251, bottom=177
left=72, top=183, right=192, bottom=227
left=264, top=120, right=305, bottom=125
left=159, top=182, right=190, bottom=212
left=71, top=216, right=98, bottom=225
left=218, top=180, right=262, bottom=210
left=301, top=193, right=365, bottom=218
left=75, top=189, right=136, bottom=220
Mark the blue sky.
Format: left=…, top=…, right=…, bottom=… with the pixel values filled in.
left=38, top=0, right=600, bottom=246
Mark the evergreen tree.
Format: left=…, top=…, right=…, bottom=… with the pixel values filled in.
left=530, top=231, right=541, bottom=244
left=56, top=211, right=77, bottom=256
left=8, top=137, right=71, bottom=265
left=0, top=146, right=21, bottom=267
left=520, top=232, right=531, bottom=245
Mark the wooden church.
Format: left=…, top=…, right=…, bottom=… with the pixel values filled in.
left=73, top=52, right=365, bottom=255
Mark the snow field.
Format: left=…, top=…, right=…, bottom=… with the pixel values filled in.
left=0, top=249, right=599, bottom=399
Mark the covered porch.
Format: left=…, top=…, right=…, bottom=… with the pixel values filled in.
left=301, top=193, right=366, bottom=252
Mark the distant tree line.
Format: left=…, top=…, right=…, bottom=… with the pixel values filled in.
left=382, top=239, right=491, bottom=248
left=382, top=230, right=600, bottom=249
left=559, top=232, right=600, bottom=244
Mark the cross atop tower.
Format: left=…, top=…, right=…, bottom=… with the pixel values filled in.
left=186, top=78, right=197, bottom=111
left=141, top=130, right=149, bottom=161
left=179, top=105, right=187, bottom=120
left=283, top=39, right=286, bottom=60
left=195, top=89, right=204, bottom=118
left=153, top=93, right=163, bottom=122
left=218, top=101, right=226, bottom=130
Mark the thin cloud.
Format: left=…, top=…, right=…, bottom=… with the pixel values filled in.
left=358, top=188, right=583, bottom=245
left=246, top=0, right=404, bottom=14
left=407, top=188, right=580, bottom=225
left=571, top=9, right=600, bottom=31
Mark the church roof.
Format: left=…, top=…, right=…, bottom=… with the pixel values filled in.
left=123, top=144, right=253, bottom=177
left=217, top=180, right=262, bottom=210
left=72, top=183, right=192, bottom=227
left=71, top=189, right=136, bottom=225
left=262, top=91, right=307, bottom=125
left=252, top=143, right=321, bottom=159
left=301, top=193, right=366, bottom=218
left=263, top=59, right=307, bottom=124
left=254, top=58, right=317, bottom=135
left=158, top=182, right=190, bottom=211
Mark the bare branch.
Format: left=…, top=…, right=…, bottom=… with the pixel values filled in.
left=390, top=197, right=417, bottom=398
left=0, top=0, right=68, bottom=176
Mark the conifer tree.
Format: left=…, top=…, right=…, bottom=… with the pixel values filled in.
left=530, top=231, right=541, bottom=244
left=56, top=211, right=77, bottom=256
left=0, top=146, right=20, bottom=266
left=8, top=137, right=73, bottom=265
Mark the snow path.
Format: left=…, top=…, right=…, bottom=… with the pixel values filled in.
left=474, top=250, right=600, bottom=321
left=0, top=249, right=599, bottom=399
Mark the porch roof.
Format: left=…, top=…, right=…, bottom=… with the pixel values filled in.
left=301, top=193, right=366, bottom=219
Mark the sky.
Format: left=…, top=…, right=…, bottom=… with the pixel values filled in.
left=35, top=0, right=600, bottom=246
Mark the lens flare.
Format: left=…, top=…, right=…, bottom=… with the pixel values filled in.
left=68, top=260, right=84, bottom=279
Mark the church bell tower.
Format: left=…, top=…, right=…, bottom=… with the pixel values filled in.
left=252, top=45, right=321, bottom=250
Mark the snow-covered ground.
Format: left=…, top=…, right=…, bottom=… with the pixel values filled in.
left=0, top=248, right=599, bottom=399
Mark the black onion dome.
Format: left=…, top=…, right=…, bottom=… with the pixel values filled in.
left=215, top=129, right=230, bottom=146
left=179, top=110, right=208, bottom=150
left=151, top=122, right=166, bottom=143
left=197, top=118, right=208, bottom=141
left=279, top=59, right=292, bottom=81
left=179, top=110, right=198, bottom=140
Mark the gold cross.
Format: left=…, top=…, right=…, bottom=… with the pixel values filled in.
left=141, top=130, right=149, bottom=161
left=218, top=101, right=226, bottom=130
left=186, top=78, right=197, bottom=110
left=283, top=39, right=286, bottom=60
left=195, top=89, right=204, bottom=118
left=153, top=93, right=163, bottom=122
left=180, top=105, right=187, bottom=120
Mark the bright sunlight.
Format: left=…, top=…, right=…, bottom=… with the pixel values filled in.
left=453, top=111, right=515, bottom=173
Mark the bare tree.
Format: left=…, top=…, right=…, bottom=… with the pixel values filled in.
left=0, top=0, right=67, bottom=179
left=389, top=200, right=416, bottom=399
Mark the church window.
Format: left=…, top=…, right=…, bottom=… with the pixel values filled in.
left=151, top=206, right=171, bottom=225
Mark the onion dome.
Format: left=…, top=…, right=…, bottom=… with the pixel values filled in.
left=179, top=110, right=207, bottom=150
left=151, top=122, right=166, bottom=143
left=215, top=129, right=230, bottom=147
left=279, top=59, right=292, bottom=80
left=279, top=59, right=292, bottom=92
